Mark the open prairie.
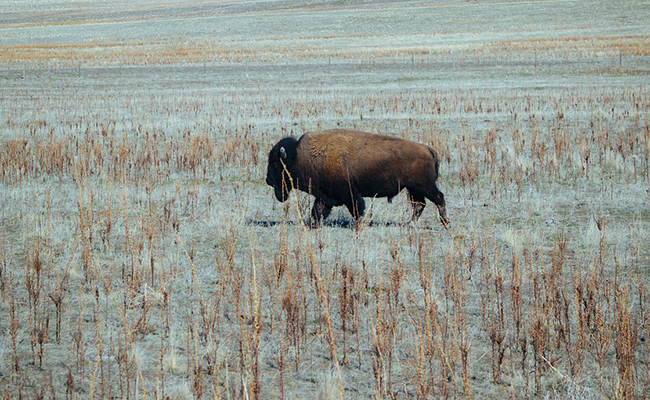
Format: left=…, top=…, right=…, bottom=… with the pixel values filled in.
left=1, top=0, right=649, bottom=398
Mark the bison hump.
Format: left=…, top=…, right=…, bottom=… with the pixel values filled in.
left=308, top=133, right=356, bottom=178
left=309, top=132, right=354, bottom=157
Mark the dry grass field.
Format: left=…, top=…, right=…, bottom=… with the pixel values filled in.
left=1, top=0, right=650, bottom=398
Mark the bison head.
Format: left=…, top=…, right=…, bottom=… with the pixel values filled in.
left=266, top=137, right=298, bottom=202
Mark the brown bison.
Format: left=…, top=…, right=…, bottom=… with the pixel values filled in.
left=266, top=129, right=448, bottom=228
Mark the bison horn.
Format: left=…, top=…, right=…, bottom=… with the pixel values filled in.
left=280, top=147, right=287, bottom=159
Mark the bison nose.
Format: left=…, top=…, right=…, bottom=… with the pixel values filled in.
left=266, top=176, right=272, bottom=186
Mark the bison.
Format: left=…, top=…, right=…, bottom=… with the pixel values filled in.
left=266, top=129, right=448, bottom=228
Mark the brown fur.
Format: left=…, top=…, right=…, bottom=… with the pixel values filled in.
left=309, top=131, right=355, bottom=179
left=266, top=129, right=448, bottom=228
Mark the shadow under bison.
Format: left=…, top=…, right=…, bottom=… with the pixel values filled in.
left=247, top=218, right=432, bottom=229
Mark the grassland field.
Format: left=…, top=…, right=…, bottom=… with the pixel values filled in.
left=1, top=0, right=650, bottom=399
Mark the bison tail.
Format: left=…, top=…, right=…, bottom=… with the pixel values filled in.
left=428, top=147, right=440, bottom=177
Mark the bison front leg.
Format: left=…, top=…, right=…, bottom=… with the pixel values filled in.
left=344, top=188, right=366, bottom=229
left=309, top=199, right=331, bottom=228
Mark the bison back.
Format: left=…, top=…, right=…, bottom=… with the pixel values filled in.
left=304, top=130, right=437, bottom=199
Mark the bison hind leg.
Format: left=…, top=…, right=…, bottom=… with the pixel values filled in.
left=408, top=191, right=426, bottom=223
left=424, top=186, right=449, bottom=227
left=408, top=183, right=449, bottom=227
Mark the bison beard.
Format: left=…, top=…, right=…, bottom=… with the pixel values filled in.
left=266, top=129, right=449, bottom=228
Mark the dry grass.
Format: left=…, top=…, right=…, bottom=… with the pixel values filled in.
left=489, top=35, right=650, bottom=57
left=3, top=33, right=649, bottom=68
left=1, top=0, right=650, bottom=399
left=1, top=78, right=648, bottom=398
